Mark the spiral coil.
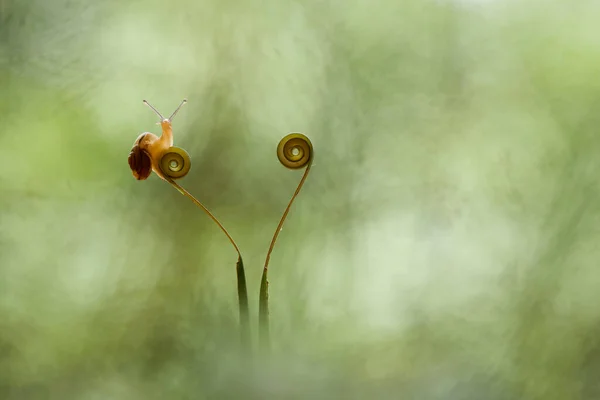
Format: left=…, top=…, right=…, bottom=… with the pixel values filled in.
left=159, top=147, right=191, bottom=179
left=276, top=133, right=313, bottom=170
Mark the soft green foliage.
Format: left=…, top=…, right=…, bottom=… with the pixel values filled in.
left=1, top=0, right=600, bottom=398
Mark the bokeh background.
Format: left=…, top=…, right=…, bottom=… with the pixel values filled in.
left=2, top=0, right=600, bottom=398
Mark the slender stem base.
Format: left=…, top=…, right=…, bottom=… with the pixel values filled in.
left=165, top=177, right=250, bottom=351
left=258, top=163, right=312, bottom=351
left=237, top=256, right=250, bottom=350
left=258, top=269, right=270, bottom=350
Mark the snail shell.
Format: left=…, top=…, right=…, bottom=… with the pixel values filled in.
left=128, top=133, right=155, bottom=180
left=276, top=133, right=313, bottom=169
left=128, top=132, right=191, bottom=180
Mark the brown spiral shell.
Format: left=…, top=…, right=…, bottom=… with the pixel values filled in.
left=128, top=143, right=152, bottom=180
left=159, top=146, right=191, bottom=179
left=276, top=133, right=313, bottom=169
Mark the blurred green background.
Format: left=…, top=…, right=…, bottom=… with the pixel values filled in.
left=2, top=0, right=600, bottom=398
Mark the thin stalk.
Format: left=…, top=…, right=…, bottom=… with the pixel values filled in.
left=259, top=163, right=312, bottom=351
left=165, top=176, right=250, bottom=350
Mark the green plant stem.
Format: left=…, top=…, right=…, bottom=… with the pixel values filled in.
left=165, top=177, right=250, bottom=350
left=259, top=163, right=312, bottom=351
left=236, top=256, right=250, bottom=349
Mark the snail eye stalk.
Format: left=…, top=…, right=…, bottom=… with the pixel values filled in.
left=168, top=99, right=187, bottom=121
left=142, top=100, right=165, bottom=120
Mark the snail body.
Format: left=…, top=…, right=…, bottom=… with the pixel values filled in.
left=128, top=100, right=191, bottom=181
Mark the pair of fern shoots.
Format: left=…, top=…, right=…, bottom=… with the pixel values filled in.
left=127, top=99, right=312, bottom=351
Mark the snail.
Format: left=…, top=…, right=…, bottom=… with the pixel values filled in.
left=259, top=133, right=314, bottom=349
left=128, top=99, right=191, bottom=181
left=127, top=98, right=250, bottom=346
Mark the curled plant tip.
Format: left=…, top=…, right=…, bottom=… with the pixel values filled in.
left=276, top=133, right=313, bottom=169
left=127, top=99, right=250, bottom=351
left=160, top=147, right=192, bottom=179
left=259, top=133, right=314, bottom=350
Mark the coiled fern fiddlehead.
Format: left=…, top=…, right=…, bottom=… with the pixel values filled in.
left=259, top=133, right=314, bottom=350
